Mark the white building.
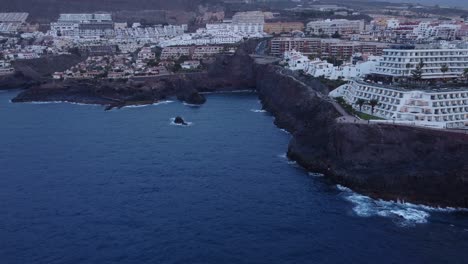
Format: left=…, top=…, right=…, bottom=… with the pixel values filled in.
left=331, top=80, right=468, bottom=129
left=373, top=47, right=468, bottom=79
left=181, top=60, right=201, bottom=70
left=0, top=60, right=14, bottom=75
left=0, top=12, right=29, bottom=33
left=51, top=13, right=114, bottom=37
left=307, top=19, right=364, bottom=36
left=284, top=50, right=381, bottom=80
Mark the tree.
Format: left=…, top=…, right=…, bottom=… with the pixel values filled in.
left=405, top=63, right=412, bottom=78
left=331, top=31, right=341, bottom=38
left=463, top=68, right=468, bottom=81
left=356, top=98, right=366, bottom=112
left=411, top=60, right=424, bottom=82
left=440, top=64, right=449, bottom=79
left=369, top=99, right=379, bottom=114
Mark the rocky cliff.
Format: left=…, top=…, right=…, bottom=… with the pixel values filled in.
left=12, top=45, right=256, bottom=107
left=255, top=64, right=468, bottom=208
left=0, top=54, right=85, bottom=90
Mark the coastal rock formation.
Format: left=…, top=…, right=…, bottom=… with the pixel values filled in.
left=174, top=116, right=188, bottom=125
left=0, top=54, right=85, bottom=90
left=255, top=64, right=468, bottom=208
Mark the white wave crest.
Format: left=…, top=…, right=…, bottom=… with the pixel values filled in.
left=123, top=100, right=174, bottom=108
left=336, top=185, right=431, bottom=225
left=308, top=172, right=324, bottom=177
left=183, top=102, right=201, bottom=107
left=18, top=100, right=101, bottom=106
left=250, top=109, right=267, bottom=113
left=200, top=90, right=255, bottom=95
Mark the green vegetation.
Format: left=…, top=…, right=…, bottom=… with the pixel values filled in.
left=335, top=97, right=383, bottom=120
left=317, top=76, right=347, bottom=91
left=411, top=60, right=424, bottom=82
left=355, top=112, right=384, bottom=121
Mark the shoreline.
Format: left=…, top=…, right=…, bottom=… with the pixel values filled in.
left=3, top=45, right=468, bottom=208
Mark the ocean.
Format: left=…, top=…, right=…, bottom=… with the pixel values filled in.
left=1, top=90, right=467, bottom=263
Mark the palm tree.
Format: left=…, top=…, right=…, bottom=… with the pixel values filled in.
left=405, top=63, right=412, bottom=78
left=369, top=99, right=379, bottom=114
left=411, top=60, right=424, bottom=82
left=356, top=98, right=366, bottom=112
left=463, top=68, right=468, bottom=81
left=440, top=64, right=449, bottom=80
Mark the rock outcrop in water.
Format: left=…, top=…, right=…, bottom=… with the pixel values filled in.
left=174, top=116, right=188, bottom=126
left=7, top=40, right=468, bottom=207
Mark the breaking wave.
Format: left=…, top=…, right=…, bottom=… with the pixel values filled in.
left=18, top=100, right=101, bottom=106
left=183, top=102, right=201, bottom=107
left=337, top=185, right=429, bottom=225
left=250, top=109, right=267, bottom=113
left=336, top=185, right=465, bottom=226
left=123, top=100, right=174, bottom=108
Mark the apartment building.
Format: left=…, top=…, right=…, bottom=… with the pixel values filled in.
left=160, top=47, right=191, bottom=60
left=331, top=80, right=468, bottom=129
left=270, top=37, right=387, bottom=59
left=306, top=19, right=364, bottom=36
left=264, top=22, right=304, bottom=34
left=373, top=47, right=468, bottom=79
left=0, top=12, right=29, bottom=33
left=51, top=13, right=114, bottom=37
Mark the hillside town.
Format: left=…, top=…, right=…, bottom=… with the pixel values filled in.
left=1, top=0, right=467, bottom=130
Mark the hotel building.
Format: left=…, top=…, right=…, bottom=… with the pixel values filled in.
left=332, top=80, right=468, bottom=129
left=306, top=19, right=364, bottom=36
left=51, top=13, right=114, bottom=37
left=373, top=47, right=468, bottom=79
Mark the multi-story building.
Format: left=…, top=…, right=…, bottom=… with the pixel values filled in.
left=270, top=37, right=387, bottom=59
left=160, top=47, right=191, bottom=60
left=137, top=47, right=156, bottom=60
left=263, top=22, right=304, bottom=34
left=204, top=11, right=265, bottom=37
left=51, top=13, right=114, bottom=37
left=306, top=19, right=364, bottom=36
left=373, top=46, right=468, bottom=79
left=0, top=12, right=29, bottom=33
left=0, top=60, right=14, bottom=75
left=192, top=46, right=224, bottom=59
left=331, top=80, right=468, bottom=129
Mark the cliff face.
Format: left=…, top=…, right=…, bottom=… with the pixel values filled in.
left=256, top=64, right=468, bottom=208
left=0, top=54, right=85, bottom=90
left=12, top=47, right=256, bottom=106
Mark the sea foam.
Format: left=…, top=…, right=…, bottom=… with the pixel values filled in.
left=336, top=185, right=431, bottom=225
left=250, top=109, right=267, bottom=113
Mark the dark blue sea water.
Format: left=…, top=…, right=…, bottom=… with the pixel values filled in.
left=1, top=90, right=468, bottom=264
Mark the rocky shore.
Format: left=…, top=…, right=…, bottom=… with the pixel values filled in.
left=5, top=42, right=468, bottom=207
left=255, top=64, right=468, bottom=208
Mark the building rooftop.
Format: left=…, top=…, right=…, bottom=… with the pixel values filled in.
left=0, top=13, right=29, bottom=23
left=356, top=79, right=468, bottom=93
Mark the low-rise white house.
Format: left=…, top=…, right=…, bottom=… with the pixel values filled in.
left=331, top=80, right=468, bottom=129
left=284, top=50, right=381, bottom=80
left=181, top=60, right=201, bottom=70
